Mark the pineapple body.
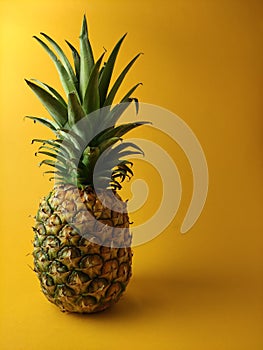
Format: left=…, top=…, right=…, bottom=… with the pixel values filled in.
left=33, top=184, right=132, bottom=313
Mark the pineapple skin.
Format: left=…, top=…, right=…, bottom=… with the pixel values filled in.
left=33, top=184, right=132, bottom=313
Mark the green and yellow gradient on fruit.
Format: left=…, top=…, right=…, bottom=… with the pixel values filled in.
left=26, top=15, right=145, bottom=313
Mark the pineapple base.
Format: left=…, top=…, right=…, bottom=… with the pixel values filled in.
left=33, top=184, right=132, bottom=313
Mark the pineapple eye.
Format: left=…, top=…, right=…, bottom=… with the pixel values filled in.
left=56, top=285, right=75, bottom=297
left=41, top=273, right=54, bottom=287
left=57, top=246, right=81, bottom=259
left=48, top=214, right=62, bottom=226
left=79, top=296, right=97, bottom=307
left=42, top=236, right=60, bottom=249
left=49, top=260, right=68, bottom=274
left=106, top=282, right=122, bottom=299
left=88, top=278, right=108, bottom=293
left=68, top=270, right=90, bottom=285
left=35, top=223, right=46, bottom=235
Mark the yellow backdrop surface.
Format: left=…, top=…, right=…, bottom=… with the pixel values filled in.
left=0, top=0, right=263, bottom=349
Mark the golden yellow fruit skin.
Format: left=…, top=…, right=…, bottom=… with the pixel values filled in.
left=33, top=184, right=132, bottom=313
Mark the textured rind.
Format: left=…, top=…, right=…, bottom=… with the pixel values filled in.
left=33, top=184, right=132, bottom=313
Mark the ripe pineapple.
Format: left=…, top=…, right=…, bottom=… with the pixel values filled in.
left=26, top=16, right=145, bottom=313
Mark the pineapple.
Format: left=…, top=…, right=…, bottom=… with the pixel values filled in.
left=26, top=16, right=146, bottom=313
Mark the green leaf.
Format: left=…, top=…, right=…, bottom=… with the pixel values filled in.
left=99, top=137, right=122, bottom=154
left=38, top=145, right=70, bottom=161
left=31, top=138, right=50, bottom=144
left=104, top=53, right=142, bottom=107
left=95, top=122, right=149, bottom=145
left=33, top=139, right=59, bottom=148
left=65, top=40, right=80, bottom=83
left=100, top=142, right=143, bottom=173
left=99, top=33, right=127, bottom=105
left=83, top=51, right=105, bottom=114
left=105, top=93, right=141, bottom=128
left=68, top=92, right=85, bottom=127
left=119, top=159, right=133, bottom=167
left=38, top=145, right=58, bottom=153
left=117, top=163, right=134, bottom=177
left=32, top=139, right=71, bottom=157
left=110, top=179, right=122, bottom=190
left=39, top=159, right=67, bottom=173
left=33, top=36, right=77, bottom=96
left=25, top=116, right=58, bottom=132
left=117, top=150, right=143, bottom=158
left=58, top=129, right=84, bottom=150
left=79, top=15, right=95, bottom=102
left=112, top=168, right=129, bottom=182
left=39, top=159, right=56, bottom=167
left=105, top=102, right=132, bottom=128
left=40, top=32, right=78, bottom=87
left=53, top=138, right=79, bottom=159
left=37, top=150, right=66, bottom=164
left=99, top=62, right=106, bottom=80
left=120, top=83, right=142, bottom=103
left=25, top=79, right=68, bottom=126
left=31, top=79, right=67, bottom=107
left=43, top=170, right=58, bottom=175
left=132, top=97, right=139, bottom=114
left=111, top=141, right=144, bottom=156
left=112, top=123, right=146, bottom=138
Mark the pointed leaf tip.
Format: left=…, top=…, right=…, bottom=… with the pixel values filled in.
left=80, top=14, right=88, bottom=38
left=99, top=32, right=128, bottom=105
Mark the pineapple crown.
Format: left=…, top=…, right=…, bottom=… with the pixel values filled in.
left=26, top=15, right=148, bottom=189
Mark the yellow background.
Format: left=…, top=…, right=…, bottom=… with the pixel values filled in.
left=0, top=0, right=263, bottom=349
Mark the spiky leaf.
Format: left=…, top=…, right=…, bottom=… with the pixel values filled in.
left=83, top=51, right=105, bottom=114
left=99, top=33, right=127, bottom=105
left=66, top=40, right=81, bottom=83
left=33, top=36, right=77, bottom=96
left=25, top=116, right=58, bottom=132
left=79, top=15, right=95, bottom=101
left=40, top=32, right=78, bottom=87
left=92, top=122, right=149, bottom=146
left=25, top=80, right=67, bottom=126
left=31, top=79, right=67, bottom=107
left=68, top=92, right=85, bottom=127
left=104, top=53, right=142, bottom=106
